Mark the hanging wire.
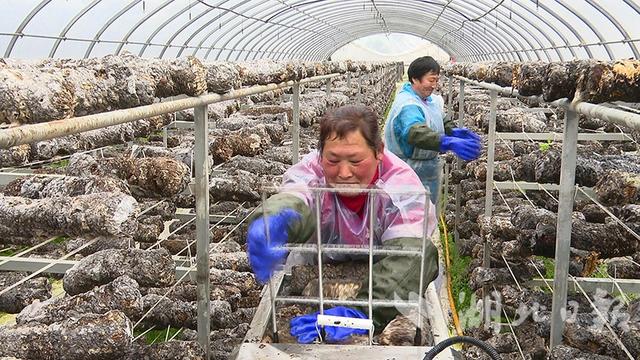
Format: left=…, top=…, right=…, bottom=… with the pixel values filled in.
left=493, top=185, right=513, bottom=213
left=492, top=285, right=526, bottom=360
left=500, top=254, right=522, bottom=291
left=438, top=0, right=506, bottom=42
left=575, top=187, right=640, bottom=243
left=595, top=264, right=630, bottom=305
left=0, top=238, right=98, bottom=297
left=569, top=274, right=635, bottom=360
left=529, top=258, right=553, bottom=292
left=424, top=0, right=453, bottom=37
left=133, top=325, right=157, bottom=341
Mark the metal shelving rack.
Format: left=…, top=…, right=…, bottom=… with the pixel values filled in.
left=0, top=64, right=407, bottom=359
left=446, top=74, right=640, bottom=355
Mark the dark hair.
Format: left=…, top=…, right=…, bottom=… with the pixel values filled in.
left=319, top=105, right=382, bottom=155
left=408, top=56, right=440, bottom=84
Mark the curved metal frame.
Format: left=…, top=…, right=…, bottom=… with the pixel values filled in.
left=3, top=0, right=51, bottom=58
left=205, top=1, right=342, bottom=60
left=49, top=0, right=102, bottom=58
left=192, top=0, right=340, bottom=60
left=83, top=0, right=142, bottom=58
left=282, top=1, right=543, bottom=61
left=255, top=7, right=502, bottom=61
left=553, top=0, right=615, bottom=60
left=234, top=1, right=521, bottom=62
left=114, top=0, right=174, bottom=55
left=306, top=2, right=539, bottom=61
left=247, top=0, right=516, bottom=61
left=585, top=0, right=639, bottom=58
left=158, top=0, right=340, bottom=59
left=2, top=0, right=640, bottom=62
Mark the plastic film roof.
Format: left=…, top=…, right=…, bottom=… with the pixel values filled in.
left=1, top=0, right=639, bottom=61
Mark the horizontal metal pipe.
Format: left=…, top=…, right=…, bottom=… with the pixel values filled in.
left=495, top=132, right=632, bottom=141
left=275, top=296, right=420, bottom=309
left=277, top=244, right=423, bottom=256
left=454, top=75, right=543, bottom=103
left=572, top=101, right=640, bottom=131
left=0, top=31, right=294, bottom=56
left=266, top=185, right=428, bottom=196
left=455, top=75, right=640, bottom=130
left=453, top=75, right=520, bottom=97
left=0, top=256, right=196, bottom=278
left=0, top=73, right=342, bottom=149
left=466, top=38, right=640, bottom=57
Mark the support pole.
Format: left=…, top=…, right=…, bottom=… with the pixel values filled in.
left=194, top=105, right=210, bottom=358
left=314, top=191, right=325, bottom=340
left=446, top=76, right=453, bottom=118
left=458, top=81, right=465, bottom=125
left=262, top=190, right=279, bottom=342
left=454, top=81, right=465, bottom=243
left=482, top=90, right=497, bottom=326
left=367, top=193, right=376, bottom=345
left=346, top=72, right=352, bottom=88
left=483, top=89, right=497, bottom=218
left=325, top=78, right=332, bottom=97
left=162, top=126, right=168, bottom=148
left=550, top=106, right=579, bottom=348
left=415, top=190, right=431, bottom=345
left=292, top=83, right=300, bottom=165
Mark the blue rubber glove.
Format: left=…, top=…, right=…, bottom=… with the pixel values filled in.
left=451, top=127, right=481, bottom=142
left=290, top=306, right=368, bottom=344
left=247, top=209, right=300, bottom=284
left=439, top=135, right=481, bottom=161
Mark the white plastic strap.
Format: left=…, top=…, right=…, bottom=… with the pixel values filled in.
left=316, top=315, right=374, bottom=331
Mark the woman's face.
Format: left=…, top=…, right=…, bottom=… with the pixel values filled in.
left=411, top=70, right=440, bottom=99
left=321, top=129, right=381, bottom=196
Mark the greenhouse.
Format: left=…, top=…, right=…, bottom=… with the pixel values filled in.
left=0, top=1, right=639, bottom=359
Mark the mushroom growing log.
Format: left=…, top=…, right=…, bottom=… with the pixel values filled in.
left=63, top=248, right=176, bottom=295
left=0, top=192, right=138, bottom=239
left=17, top=275, right=142, bottom=325
left=0, top=310, right=133, bottom=360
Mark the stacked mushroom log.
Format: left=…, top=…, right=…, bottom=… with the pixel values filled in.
left=438, top=74, right=640, bottom=359
left=444, top=59, right=640, bottom=103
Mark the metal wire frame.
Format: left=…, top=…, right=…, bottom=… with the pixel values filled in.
left=261, top=185, right=433, bottom=345
left=4, top=0, right=640, bottom=62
